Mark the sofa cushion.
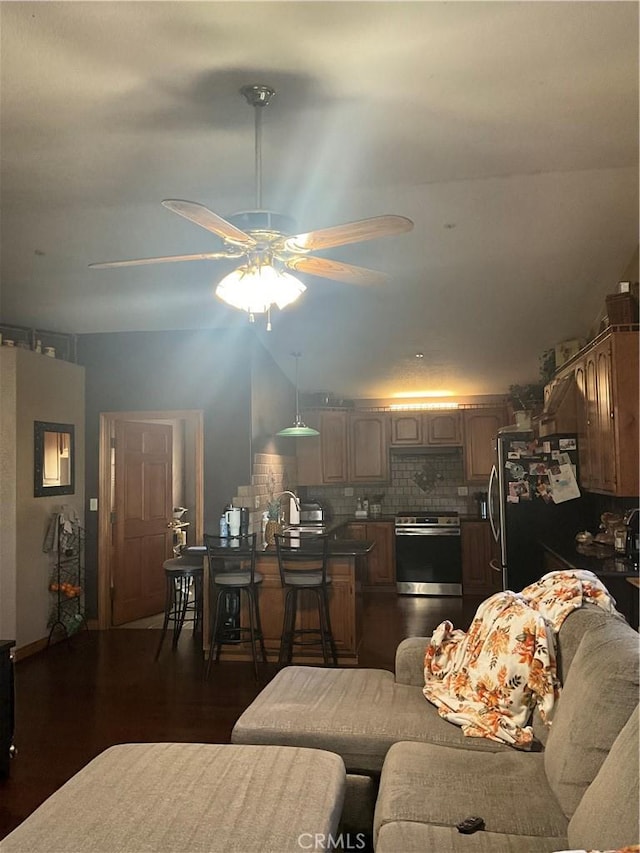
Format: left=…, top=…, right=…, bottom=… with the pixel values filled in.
left=376, top=822, right=566, bottom=853
left=0, top=743, right=346, bottom=853
left=567, top=704, right=639, bottom=851
left=374, top=740, right=568, bottom=844
left=544, top=613, right=639, bottom=817
left=531, top=604, right=614, bottom=746
left=232, top=665, right=507, bottom=775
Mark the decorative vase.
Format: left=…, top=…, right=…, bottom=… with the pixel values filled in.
left=514, top=410, right=532, bottom=430
left=265, top=519, right=282, bottom=545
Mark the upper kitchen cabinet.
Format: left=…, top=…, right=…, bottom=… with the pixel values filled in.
left=390, top=413, right=422, bottom=445
left=389, top=411, right=462, bottom=447
left=349, top=414, right=389, bottom=483
left=463, top=407, right=508, bottom=483
left=425, top=411, right=462, bottom=445
left=321, top=411, right=350, bottom=483
left=573, top=328, right=638, bottom=496
left=297, top=410, right=389, bottom=485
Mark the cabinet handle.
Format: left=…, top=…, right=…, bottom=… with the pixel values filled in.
left=489, top=558, right=501, bottom=573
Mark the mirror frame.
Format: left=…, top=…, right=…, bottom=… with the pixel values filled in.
left=34, top=421, right=75, bottom=497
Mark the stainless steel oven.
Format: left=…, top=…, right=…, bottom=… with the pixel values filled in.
left=395, top=512, right=462, bottom=596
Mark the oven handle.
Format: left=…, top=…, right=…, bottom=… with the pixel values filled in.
left=395, top=528, right=461, bottom=537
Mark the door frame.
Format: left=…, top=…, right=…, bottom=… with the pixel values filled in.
left=97, top=410, right=204, bottom=629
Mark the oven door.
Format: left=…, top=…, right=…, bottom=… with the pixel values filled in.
left=395, top=528, right=462, bottom=596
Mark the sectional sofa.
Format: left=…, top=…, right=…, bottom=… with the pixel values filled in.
left=232, top=603, right=640, bottom=851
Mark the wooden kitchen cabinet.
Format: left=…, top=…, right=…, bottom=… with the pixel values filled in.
left=296, top=410, right=348, bottom=486
left=343, top=521, right=395, bottom=585
left=461, top=521, right=502, bottom=596
left=463, top=407, right=508, bottom=483
left=349, top=413, right=389, bottom=483
left=390, top=413, right=422, bottom=445
left=389, top=411, right=462, bottom=447
left=573, top=328, right=638, bottom=496
left=425, top=411, right=462, bottom=445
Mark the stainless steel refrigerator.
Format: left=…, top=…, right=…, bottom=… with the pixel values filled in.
left=488, top=428, right=585, bottom=591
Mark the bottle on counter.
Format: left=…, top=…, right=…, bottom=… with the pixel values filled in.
left=362, top=496, right=370, bottom=516
left=356, top=497, right=362, bottom=513
left=219, top=514, right=229, bottom=538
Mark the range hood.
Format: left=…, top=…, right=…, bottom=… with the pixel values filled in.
left=537, top=373, right=578, bottom=437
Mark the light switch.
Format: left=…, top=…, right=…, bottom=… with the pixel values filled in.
left=457, top=486, right=469, bottom=497
left=89, top=498, right=98, bottom=511
left=344, top=487, right=354, bottom=497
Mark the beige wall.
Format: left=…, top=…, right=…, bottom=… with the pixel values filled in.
left=0, top=348, right=85, bottom=648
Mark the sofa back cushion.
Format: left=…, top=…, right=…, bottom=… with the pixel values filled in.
left=567, top=704, right=639, bottom=850
left=531, top=604, right=612, bottom=746
left=544, top=613, right=639, bottom=817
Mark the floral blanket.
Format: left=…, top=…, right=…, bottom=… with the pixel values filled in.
left=423, top=570, right=620, bottom=748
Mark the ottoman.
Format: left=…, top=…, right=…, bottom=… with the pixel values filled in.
left=0, top=743, right=346, bottom=853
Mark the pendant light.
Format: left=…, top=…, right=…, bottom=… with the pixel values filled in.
left=277, top=353, right=320, bottom=437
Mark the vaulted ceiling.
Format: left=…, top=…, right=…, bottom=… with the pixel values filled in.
left=1, top=1, right=637, bottom=400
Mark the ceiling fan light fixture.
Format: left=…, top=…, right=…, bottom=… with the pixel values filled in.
left=215, top=263, right=306, bottom=315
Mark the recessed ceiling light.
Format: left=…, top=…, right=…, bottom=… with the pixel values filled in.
left=415, top=352, right=424, bottom=358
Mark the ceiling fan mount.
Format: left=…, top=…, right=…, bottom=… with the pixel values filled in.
left=90, top=83, right=414, bottom=321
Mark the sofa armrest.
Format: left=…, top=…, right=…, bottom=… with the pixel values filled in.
left=394, top=637, right=429, bottom=686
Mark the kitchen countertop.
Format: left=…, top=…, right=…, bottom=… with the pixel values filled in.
left=259, top=538, right=375, bottom=557
left=540, top=535, right=639, bottom=578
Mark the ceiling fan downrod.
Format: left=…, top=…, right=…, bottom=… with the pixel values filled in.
left=240, top=84, right=276, bottom=210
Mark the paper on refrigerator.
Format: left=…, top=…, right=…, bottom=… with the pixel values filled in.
left=548, top=462, right=581, bottom=503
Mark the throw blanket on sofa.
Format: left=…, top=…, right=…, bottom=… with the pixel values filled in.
left=423, top=570, right=619, bottom=748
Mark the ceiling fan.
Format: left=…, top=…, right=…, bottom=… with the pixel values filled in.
left=90, top=84, right=414, bottom=327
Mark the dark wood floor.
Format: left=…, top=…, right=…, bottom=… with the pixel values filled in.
left=0, top=590, right=483, bottom=841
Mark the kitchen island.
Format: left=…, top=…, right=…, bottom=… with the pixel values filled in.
left=201, top=538, right=375, bottom=665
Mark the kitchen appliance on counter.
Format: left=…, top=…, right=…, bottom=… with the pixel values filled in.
left=395, top=512, right=462, bottom=596
left=489, top=430, right=585, bottom=592
left=300, top=500, right=325, bottom=523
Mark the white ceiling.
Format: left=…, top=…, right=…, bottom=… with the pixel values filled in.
left=1, top=1, right=638, bottom=400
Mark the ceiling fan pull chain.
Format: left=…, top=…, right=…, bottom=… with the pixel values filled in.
left=266, top=305, right=272, bottom=332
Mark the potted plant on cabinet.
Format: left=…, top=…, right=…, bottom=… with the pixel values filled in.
left=508, top=383, right=545, bottom=429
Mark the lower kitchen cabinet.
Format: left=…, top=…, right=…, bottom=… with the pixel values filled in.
left=343, top=521, right=395, bottom=585
left=461, top=521, right=502, bottom=596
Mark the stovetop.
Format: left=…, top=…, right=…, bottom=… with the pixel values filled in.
left=395, top=511, right=460, bottom=527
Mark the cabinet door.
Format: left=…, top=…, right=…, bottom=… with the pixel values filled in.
left=584, top=351, right=600, bottom=489
left=365, top=522, right=395, bottom=585
left=461, top=521, right=501, bottom=596
left=296, top=411, right=322, bottom=486
left=320, top=411, right=349, bottom=483
left=349, top=414, right=389, bottom=483
left=595, top=341, right=616, bottom=493
left=463, top=408, right=506, bottom=483
left=390, top=414, right=422, bottom=445
left=574, top=360, right=592, bottom=490
left=425, top=411, right=462, bottom=445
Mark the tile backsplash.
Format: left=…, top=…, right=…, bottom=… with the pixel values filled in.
left=303, top=449, right=473, bottom=517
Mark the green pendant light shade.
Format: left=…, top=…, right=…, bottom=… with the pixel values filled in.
left=276, top=353, right=320, bottom=437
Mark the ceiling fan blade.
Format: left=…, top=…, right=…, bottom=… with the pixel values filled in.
left=285, top=255, right=388, bottom=285
left=161, top=199, right=257, bottom=247
left=89, top=251, right=237, bottom=269
left=281, top=215, right=413, bottom=253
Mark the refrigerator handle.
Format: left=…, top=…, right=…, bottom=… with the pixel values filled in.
left=488, top=464, right=499, bottom=542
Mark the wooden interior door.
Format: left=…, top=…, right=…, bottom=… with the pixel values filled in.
left=112, top=421, right=173, bottom=625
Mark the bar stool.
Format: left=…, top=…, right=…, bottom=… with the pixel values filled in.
left=204, top=533, right=267, bottom=679
left=154, top=554, right=204, bottom=661
left=275, top=532, right=338, bottom=666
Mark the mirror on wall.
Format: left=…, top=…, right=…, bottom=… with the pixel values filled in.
left=34, top=421, right=75, bottom=497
